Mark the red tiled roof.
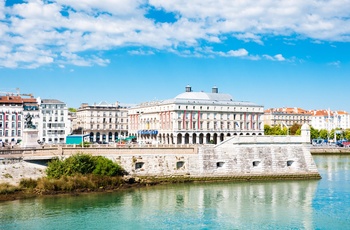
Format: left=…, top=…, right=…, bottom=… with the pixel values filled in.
left=0, top=95, right=37, bottom=105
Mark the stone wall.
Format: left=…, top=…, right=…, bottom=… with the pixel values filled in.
left=102, top=135, right=320, bottom=180
left=0, top=125, right=321, bottom=180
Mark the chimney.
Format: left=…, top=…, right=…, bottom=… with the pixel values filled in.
left=212, top=86, right=218, bottom=93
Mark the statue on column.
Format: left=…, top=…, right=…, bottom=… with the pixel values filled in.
left=25, top=113, right=36, bottom=129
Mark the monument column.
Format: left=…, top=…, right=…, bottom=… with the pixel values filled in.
left=21, top=113, right=40, bottom=148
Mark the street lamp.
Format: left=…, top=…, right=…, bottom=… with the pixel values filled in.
left=81, top=125, right=84, bottom=148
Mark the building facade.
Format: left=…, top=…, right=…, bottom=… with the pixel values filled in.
left=74, top=101, right=129, bottom=143
left=38, top=99, right=70, bottom=144
left=128, top=86, right=264, bottom=145
left=310, top=109, right=350, bottom=130
left=264, top=107, right=311, bottom=127
left=0, top=94, right=40, bottom=145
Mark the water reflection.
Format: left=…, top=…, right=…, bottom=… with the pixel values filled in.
left=314, top=155, right=350, bottom=182
left=1, top=180, right=320, bottom=229
left=4, top=156, right=350, bottom=229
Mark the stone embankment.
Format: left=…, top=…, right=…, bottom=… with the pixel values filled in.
left=310, top=147, right=350, bottom=155
left=0, top=161, right=46, bottom=185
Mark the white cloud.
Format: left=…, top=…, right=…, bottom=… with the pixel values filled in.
left=274, top=54, right=285, bottom=61
left=128, top=50, right=155, bottom=55
left=263, top=54, right=286, bottom=62
left=1, top=0, right=350, bottom=68
left=235, top=33, right=263, bottom=45
left=328, top=61, right=341, bottom=67
left=227, top=49, right=249, bottom=57
left=60, top=52, right=110, bottom=67
left=0, top=0, right=4, bottom=20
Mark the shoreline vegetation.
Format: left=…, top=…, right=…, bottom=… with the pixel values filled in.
left=0, top=174, right=157, bottom=202
left=0, top=153, right=159, bottom=202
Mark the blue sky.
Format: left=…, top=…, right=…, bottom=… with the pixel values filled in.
left=1, top=0, right=350, bottom=111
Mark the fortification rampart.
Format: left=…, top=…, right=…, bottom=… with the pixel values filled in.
left=0, top=125, right=321, bottom=181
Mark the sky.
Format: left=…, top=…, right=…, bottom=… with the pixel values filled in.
left=1, top=0, right=350, bottom=112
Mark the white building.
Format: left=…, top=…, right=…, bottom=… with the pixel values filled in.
left=74, top=101, right=129, bottom=143
left=0, top=94, right=40, bottom=145
left=310, top=109, right=350, bottom=130
left=128, top=86, right=264, bottom=145
left=38, top=98, right=70, bottom=144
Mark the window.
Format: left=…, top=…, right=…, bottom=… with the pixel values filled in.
left=176, top=161, right=185, bottom=169
left=135, top=162, right=144, bottom=170
left=217, top=162, right=225, bottom=168
left=253, top=161, right=260, bottom=167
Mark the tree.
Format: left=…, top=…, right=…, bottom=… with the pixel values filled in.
left=310, top=126, right=319, bottom=140
left=290, top=123, right=301, bottom=135
left=319, top=129, right=329, bottom=140
left=68, top=108, right=77, bottom=113
left=264, top=125, right=273, bottom=135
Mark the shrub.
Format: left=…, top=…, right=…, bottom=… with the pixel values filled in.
left=46, top=154, right=126, bottom=179
left=19, top=178, right=38, bottom=189
left=0, top=183, right=20, bottom=195
left=46, top=158, right=66, bottom=179
left=93, top=156, right=125, bottom=176
left=35, top=174, right=123, bottom=192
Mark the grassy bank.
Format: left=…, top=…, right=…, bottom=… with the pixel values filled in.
left=0, top=174, right=156, bottom=202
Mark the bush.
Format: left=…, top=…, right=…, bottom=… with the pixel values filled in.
left=35, top=174, right=123, bottom=193
left=46, top=154, right=126, bottom=179
left=0, top=183, right=20, bottom=195
left=19, top=178, right=38, bottom=189
left=46, top=158, right=66, bottom=179
left=93, top=156, right=125, bottom=176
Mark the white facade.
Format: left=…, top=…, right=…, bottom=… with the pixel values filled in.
left=38, top=98, right=70, bottom=144
left=128, top=86, right=264, bottom=145
left=0, top=95, right=40, bottom=145
left=310, top=110, right=350, bottom=130
left=74, top=101, right=129, bottom=143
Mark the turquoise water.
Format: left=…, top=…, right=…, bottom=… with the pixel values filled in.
left=0, top=155, right=349, bottom=230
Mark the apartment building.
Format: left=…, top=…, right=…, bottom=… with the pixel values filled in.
left=0, top=94, right=40, bottom=144
left=264, top=107, right=311, bottom=127
left=74, top=101, right=129, bottom=143
left=38, top=98, right=70, bottom=144
left=310, top=109, right=350, bottom=130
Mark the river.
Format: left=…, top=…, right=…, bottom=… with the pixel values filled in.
left=0, top=155, right=349, bottom=230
